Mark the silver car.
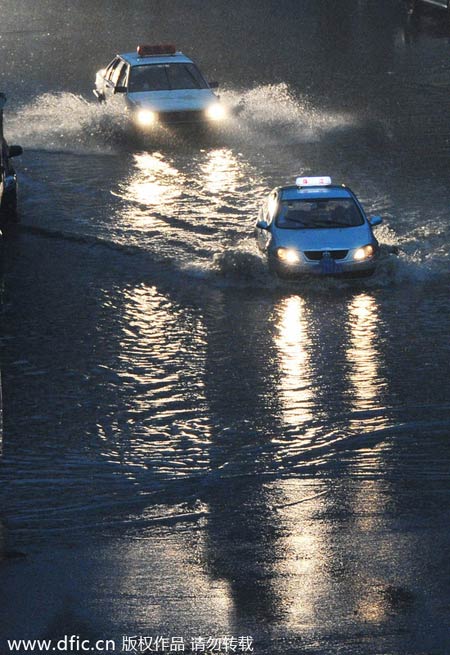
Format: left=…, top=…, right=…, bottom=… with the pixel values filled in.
left=255, top=177, right=383, bottom=278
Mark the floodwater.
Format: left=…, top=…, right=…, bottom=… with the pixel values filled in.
left=1, top=1, right=450, bottom=653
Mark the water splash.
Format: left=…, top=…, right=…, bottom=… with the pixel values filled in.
left=4, top=90, right=449, bottom=288
left=222, top=82, right=356, bottom=145
left=4, top=85, right=355, bottom=154
left=6, top=92, right=131, bottom=152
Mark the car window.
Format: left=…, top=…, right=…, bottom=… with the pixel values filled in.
left=128, top=63, right=209, bottom=92
left=129, top=65, right=169, bottom=92
left=116, top=63, right=129, bottom=87
left=111, top=62, right=127, bottom=87
left=105, top=58, right=121, bottom=81
left=167, top=64, right=208, bottom=90
left=276, top=198, right=364, bottom=229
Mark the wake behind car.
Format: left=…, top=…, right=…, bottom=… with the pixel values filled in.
left=255, top=177, right=383, bottom=278
left=0, top=93, right=23, bottom=222
left=93, top=44, right=226, bottom=129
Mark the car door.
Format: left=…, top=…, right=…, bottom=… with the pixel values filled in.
left=103, top=58, right=125, bottom=100
left=115, top=62, right=129, bottom=92
left=96, top=58, right=117, bottom=98
left=256, top=191, right=278, bottom=252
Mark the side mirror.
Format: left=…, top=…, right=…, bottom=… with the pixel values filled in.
left=8, top=145, right=23, bottom=158
left=114, top=86, right=127, bottom=94
left=208, top=81, right=219, bottom=89
left=256, top=219, right=270, bottom=230
left=369, top=216, right=382, bottom=226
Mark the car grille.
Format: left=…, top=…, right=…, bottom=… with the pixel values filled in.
left=304, top=250, right=348, bottom=261
left=159, top=110, right=205, bottom=124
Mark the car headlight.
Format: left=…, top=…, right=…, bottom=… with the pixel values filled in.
left=277, top=248, right=300, bottom=265
left=353, top=244, right=374, bottom=261
left=205, top=103, right=226, bottom=121
left=136, top=109, right=157, bottom=127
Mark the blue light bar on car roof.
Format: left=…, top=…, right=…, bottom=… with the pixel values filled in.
left=296, top=176, right=332, bottom=187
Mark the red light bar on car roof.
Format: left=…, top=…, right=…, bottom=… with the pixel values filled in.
left=137, top=44, right=176, bottom=57
left=296, top=176, right=332, bottom=187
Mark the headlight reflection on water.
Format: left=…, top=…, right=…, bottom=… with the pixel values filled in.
left=347, top=293, right=386, bottom=413
left=274, top=296, right=314, bottom=428
left=201, top=148, right=240, bottom=196
left=121, top=152, right=183, bottom=219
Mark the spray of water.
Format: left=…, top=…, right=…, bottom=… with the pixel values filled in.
left=6, top=92, right=131, bottom=152
left=5, top=84, right=355, bottom=152
left=4, top=89, right=449, bottom=287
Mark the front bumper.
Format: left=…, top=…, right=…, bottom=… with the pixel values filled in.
left=268, top=250, right=378, bottom=278
left=152, top=110, right=208, bottom=125
left=132, top=107, right=226, bottom=129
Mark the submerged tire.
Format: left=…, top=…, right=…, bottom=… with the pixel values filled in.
left=0, top=188, right=19, bottom=223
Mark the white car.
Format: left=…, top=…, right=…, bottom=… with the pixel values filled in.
left=93, top=44, right=226, bottom=128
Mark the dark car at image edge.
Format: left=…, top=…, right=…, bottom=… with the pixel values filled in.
left=0, top=93, right=23, bottom=224
left=407, top=0, right=450, bottom=19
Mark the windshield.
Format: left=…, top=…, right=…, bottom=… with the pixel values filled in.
left=276, top=198, right=364, bottom=229
left=128, top=63, right=209, bottom=92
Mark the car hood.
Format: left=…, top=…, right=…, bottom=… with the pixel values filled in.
left=271, top=223, right=374, bottom=250
left=128, top=89, right=217, bottom=112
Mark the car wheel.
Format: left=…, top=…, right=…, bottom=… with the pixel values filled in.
left=0, top=188, right=19, bottom=223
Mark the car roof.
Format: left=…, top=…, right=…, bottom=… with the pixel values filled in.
left=280, top=184, right=355, bottom=201
left=119, top=51, right=194, bottom=67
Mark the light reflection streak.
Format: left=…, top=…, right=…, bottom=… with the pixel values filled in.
left=346, top=296, right=392, bottom=622
left=200, top=148, right=240, bottom=196
left=273, top=477, right=398, bottom=630
left=113, top=284, right=235, bottom=626
left=116, top=533, right=234, bottom=630
left=274, top=296, right=313, bottom=429
left=347, top=293, right=384, bottom=412
left=116, top=147, right=254, bottom=240
left=269, top=479, right=327, bottom=626
left=346, top=293, right=389, bottom=490
left=131, top=152, right=182, bottom=204
left=118, top=152, right=184, bottom=228
left=112, top=284, right=211, bottom=472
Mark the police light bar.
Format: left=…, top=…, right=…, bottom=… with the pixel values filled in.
left=296, top=176, right=332, bottom=187
left=137, top=44, right=176, bottom=57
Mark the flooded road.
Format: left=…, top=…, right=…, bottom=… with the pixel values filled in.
left=1, top=1, right=450, bottom=653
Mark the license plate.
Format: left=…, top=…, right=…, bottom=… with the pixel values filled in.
left=320, top=258, right=342, bottom=274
